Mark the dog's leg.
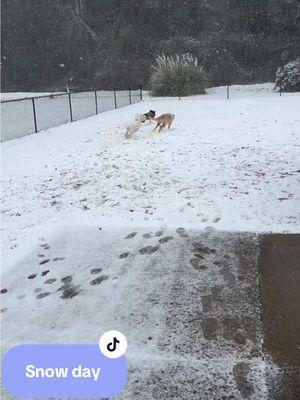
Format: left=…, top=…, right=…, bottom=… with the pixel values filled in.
left=125, top=128, right=131, bottom=138
left=159, top=123, right=166, bottom=132
left=152, top=122, right=160, bottom=132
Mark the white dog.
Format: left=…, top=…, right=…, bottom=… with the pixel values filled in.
left=125, top=114, right=146, bottom=138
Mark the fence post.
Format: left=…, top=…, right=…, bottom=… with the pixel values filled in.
left=32, top=98, right=38, bottom=133
left=68, top=93, right=73, bottom=122
left=279, top=83, right=282, bottom=97
left=226, top=85, right=230, bottom=100
left=139, top=84, right=143, bottom=101
left=129, top=87, right=132, bottom=105
left=94, top=90, right=98, bottom=114
left=113, top=89, right=117, bottom=109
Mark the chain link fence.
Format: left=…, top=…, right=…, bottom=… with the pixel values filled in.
left=1, top=81, right=283, bottom=142
left=1, top=88, right=142, bottom=142
left=143, top=80, right=283, bottom=99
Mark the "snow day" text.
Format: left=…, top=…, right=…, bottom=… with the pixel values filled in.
left=25, top=365, right=101, bottom=381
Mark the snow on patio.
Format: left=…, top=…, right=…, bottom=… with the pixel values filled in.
left=2, top=84, right=299, bottom=270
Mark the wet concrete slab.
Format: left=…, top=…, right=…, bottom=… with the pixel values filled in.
left=259, top=234, right=300, bottom=400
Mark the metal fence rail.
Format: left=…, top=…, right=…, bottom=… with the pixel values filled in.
left=1, top=87, right=143, bottom=142
left=1, top=81, right=282, bottom=142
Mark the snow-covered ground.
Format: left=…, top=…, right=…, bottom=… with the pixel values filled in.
left=1, top=83, right=299, bottom=399
left=2, top=83, right=300, bottom=271
left=1, top=227, right=270, bottom=399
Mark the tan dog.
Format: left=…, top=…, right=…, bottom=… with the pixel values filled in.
left=152, top=113, right=175, bottom=132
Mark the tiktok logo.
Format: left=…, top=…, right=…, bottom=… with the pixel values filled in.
left=99, top=331, right=127, bottom=359
left=107, top=337, right=120, bottom=352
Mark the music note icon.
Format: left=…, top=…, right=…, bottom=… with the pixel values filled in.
left=107, top=337, right=120, bottom=352
left=99, top=330, right=127, bottom=359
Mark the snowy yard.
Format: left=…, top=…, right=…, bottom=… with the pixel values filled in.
left=1, top=83, right=300, bottom=399
left=2, top=84, right=300, bottom=270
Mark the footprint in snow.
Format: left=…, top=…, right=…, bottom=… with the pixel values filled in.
left=45, top=278, right=56, bottom=284
left=125, top=232, right=137, bottom=239
left=90, top=276, right=108, bottom=285
left=190, top=257, right=208, bottom=271
left=159, top=236, right=173, bottom=244
left=119, top=252, right=129, bottom=259
left=139, top=245, right=160, bottom=255
left=90, top=268, right=103, bottom=275
left=176, top=227, right=189, bottom=238
left=39, top=259, right=50, bottom=265
left=61, top=276, right=73, bottom=284
left=36, top=292, right=51, bottom=299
